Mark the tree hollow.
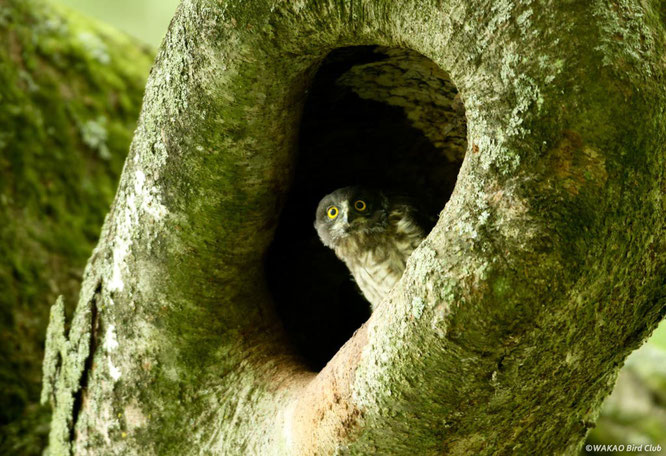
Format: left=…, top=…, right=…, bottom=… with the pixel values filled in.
left=266, top=45, right=466, bottom=369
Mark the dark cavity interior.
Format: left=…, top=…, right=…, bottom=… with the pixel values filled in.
left=265, top=46, right=466, bottom=370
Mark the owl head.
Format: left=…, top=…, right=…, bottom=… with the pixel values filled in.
left=314, top=186, right=389, bottom=248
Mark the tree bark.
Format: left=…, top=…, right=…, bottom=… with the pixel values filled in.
left=42, top=0, right=666, bottom=455
left=0, top=0, right=153, bottom=453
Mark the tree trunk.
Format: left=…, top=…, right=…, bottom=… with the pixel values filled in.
left=0, top=0, right=153, bottom=453
left=42, top=0, right=666, bottom=455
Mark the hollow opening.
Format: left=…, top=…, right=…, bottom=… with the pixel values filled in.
left=265, top=46, right=467, bottom=370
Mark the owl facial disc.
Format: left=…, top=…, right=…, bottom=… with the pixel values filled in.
left=314, top=187, right=388, bottom=248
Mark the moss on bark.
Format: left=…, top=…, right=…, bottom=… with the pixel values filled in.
left=0, top=0, right=153, bottom=453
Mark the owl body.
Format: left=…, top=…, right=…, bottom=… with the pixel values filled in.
left=314, top=187, right=425, bottom=310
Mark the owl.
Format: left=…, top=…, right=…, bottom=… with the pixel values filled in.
left=314, top=186, right=426, bottom=310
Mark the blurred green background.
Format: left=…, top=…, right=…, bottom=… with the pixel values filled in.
left=56, top=0, right=181, bottom=46
left=654, top=322, right=666, bottom=349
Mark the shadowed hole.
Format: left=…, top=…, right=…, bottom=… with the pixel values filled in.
left=266, top=45, right=466, bottom=370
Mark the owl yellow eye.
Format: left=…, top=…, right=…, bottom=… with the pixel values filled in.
left=354, top=200, right=367, bottom=211
left=327, top=206, right=339, bottom=219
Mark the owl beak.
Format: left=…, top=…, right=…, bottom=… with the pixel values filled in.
left=340, top=212, right=351, bottom=232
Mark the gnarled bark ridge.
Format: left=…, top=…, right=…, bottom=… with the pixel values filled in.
left=43, top=0, right=666, bottom=454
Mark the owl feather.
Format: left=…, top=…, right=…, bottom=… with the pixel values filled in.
left=314, top=187, right=425, bottom=310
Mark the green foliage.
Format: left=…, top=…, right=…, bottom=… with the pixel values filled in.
left=0, top=0, right=153, bottom=453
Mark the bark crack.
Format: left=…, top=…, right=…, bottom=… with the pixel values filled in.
left=69, top=283, right=101, bottom=444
